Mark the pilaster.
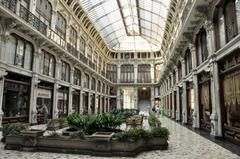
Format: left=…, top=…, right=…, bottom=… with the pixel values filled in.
left=0, top=69, right=7, bottom=128
left=134, top=64, right=138, bottom=83
left=182, top=81, right=188, bottom=124
left=192, top=71, right=200, bottom=128
left=209, top=57, right=222, bottom=137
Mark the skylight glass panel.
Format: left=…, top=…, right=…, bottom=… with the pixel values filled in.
left=79, top=0, right=173, bottom=52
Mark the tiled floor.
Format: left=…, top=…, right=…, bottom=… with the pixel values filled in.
left=0, top=117, right=239, bottom=159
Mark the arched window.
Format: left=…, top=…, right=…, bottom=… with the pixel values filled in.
left=107, top=64, right=117, bottom=83
left=40, top=50, right=55, bottom=77
left=224, top=0, right=238, bottom=42
left=73, top=68, right=81, bottom=86
left=56, top=12, right=66, bottom=39
left=177, top=61, right=182, bottom=80
left=91, top=77, right=96, bottom=90
left=36, top=0, right=52, bottom=27
left=5, top=34, right=33, bottom=70
left=185, top=48, right=192, bottom=75
left=121, top=64, right=134, bottom=83
left=60, top=61, right=70, bottom=82
left=138, top=64, right=151, bottom=83
left=196, top=28, right=208, bottom=65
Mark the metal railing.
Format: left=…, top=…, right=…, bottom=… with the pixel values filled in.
left=48, top=29, right=66, bottom=48
left=0, top=1, right=110, bottom=81
left=67, top=43, right=78, bottom=58
left=89, top=61, right=96, bottom=70
left=79, top=53, right=88, bottom=64
left=19, top=5, right=47, bottom=35
left=1, top=0, right=17, bottom=13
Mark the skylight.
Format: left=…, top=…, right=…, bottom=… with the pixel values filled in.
left=79, top=0, right=174, bottom=52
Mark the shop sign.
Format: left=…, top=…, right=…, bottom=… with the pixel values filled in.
left=37, top=88, right=51, bottom=99
left=58, top=92, right=67, bottom=100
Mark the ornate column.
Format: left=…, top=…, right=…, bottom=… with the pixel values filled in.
left=190, top=44, right=197, bottom=69
left=150, top=64, right=155, bottom=83
left=88, top=92, right=92, bottom=115
left=182, top=81, right=188, bottom=124
left=170, top=72, right=175, bottom=118
left=209, top=56, right=222, bottom=137
left=134, top=87, right=138, bottom=109
left=236, top=1, right=240, bottom=33
left=0, top=69, right=7, bottom=128
left=95, top=79, right=98, bottom=114
left=29, top=47, right=41, bottom=124
left=218, top=8, right=226, bottom=48
left=151, top=86, right=155, bottom=109
left=176, top=86, right=181, bottom=121
left=52, top=59, right=61, bottom=119
left=79, top=90, right=84, bottom=114
left=206, top=21, right=216, bottom=55
left=68, top=68, right=74, bottom=115
left=134, top=64, right=138, bottom=83
left=116, top=87, right=121, bottom=109
left=192, top=71, right=200, bottom=128
left=117, top=65, right=121, bottom=83
left=175, top=66, right=180, bottom=120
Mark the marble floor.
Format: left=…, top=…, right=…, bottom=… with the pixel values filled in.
left=0, top=117, right=239, bottom=159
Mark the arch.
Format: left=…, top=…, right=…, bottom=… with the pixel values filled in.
left=195, top=27, right=208, bottom=65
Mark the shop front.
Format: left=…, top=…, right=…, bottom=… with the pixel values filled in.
left=187, top=82, right=194, bottom=126
left=219, top=50, right=240, bottom=145
left=72, top=90, right=80, bottom=113
left=58, top=86, right=69, bottom=117
left=198, top=72, right=212, bottom=132
left=36, top=81, right=53, bottom=124
left=2, top=73, right=31, bottom=124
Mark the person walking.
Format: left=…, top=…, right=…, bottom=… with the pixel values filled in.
left=156, top=106, right=160, bottom=118
left=41, top=104, right=49, bottom=124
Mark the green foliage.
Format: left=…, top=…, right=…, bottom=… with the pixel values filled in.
left=65, top=113, right=123, bottom=134
left=151, top=127, right=170, bottom=139
left=116, top=128, right=152, bottom=142
left=148, top=113, right=161, bottom=127
left=58, top=117, right=67, bottom=128
left=112, top=109, right=139, bottom=120
left=2, top=123, right=26, bottom=137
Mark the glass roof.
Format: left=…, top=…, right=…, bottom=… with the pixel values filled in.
left=80, top=0, right=173, bottom=52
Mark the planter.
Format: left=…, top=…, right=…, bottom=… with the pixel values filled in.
left=62, top=128, right=78, bottom=136
left=91, top=132, right=114, bottom=142
left=21, top=130, right=45, bottom=137
left=47, top=119, right=60, bottom=130
left=4, top=135, right=168, bottom=157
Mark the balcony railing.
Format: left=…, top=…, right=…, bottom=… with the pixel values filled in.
left=79, top=53, right=88, bottom=64
left=0, top=1, right=111, bottom=82
left=48, top=29, right=66, bottom=48
left=89, top=61, right=96, bottom=70
left=67, top=43, right=78, bottom=58
left=1, top=0, right=17, bottom=13
left=137, top=79, right=152, bottom=83
left=19, top=5, right=47, bottom=35
left=101, top=70, right=106, bottom=77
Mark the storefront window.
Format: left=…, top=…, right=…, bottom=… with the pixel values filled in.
left=58, top=87, right=68, bottom=117
left=37, top=85, right=53, bottom=122
left=2, top=74, right=30, bottom=123
left=72, top=90, right=80, bottom=113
